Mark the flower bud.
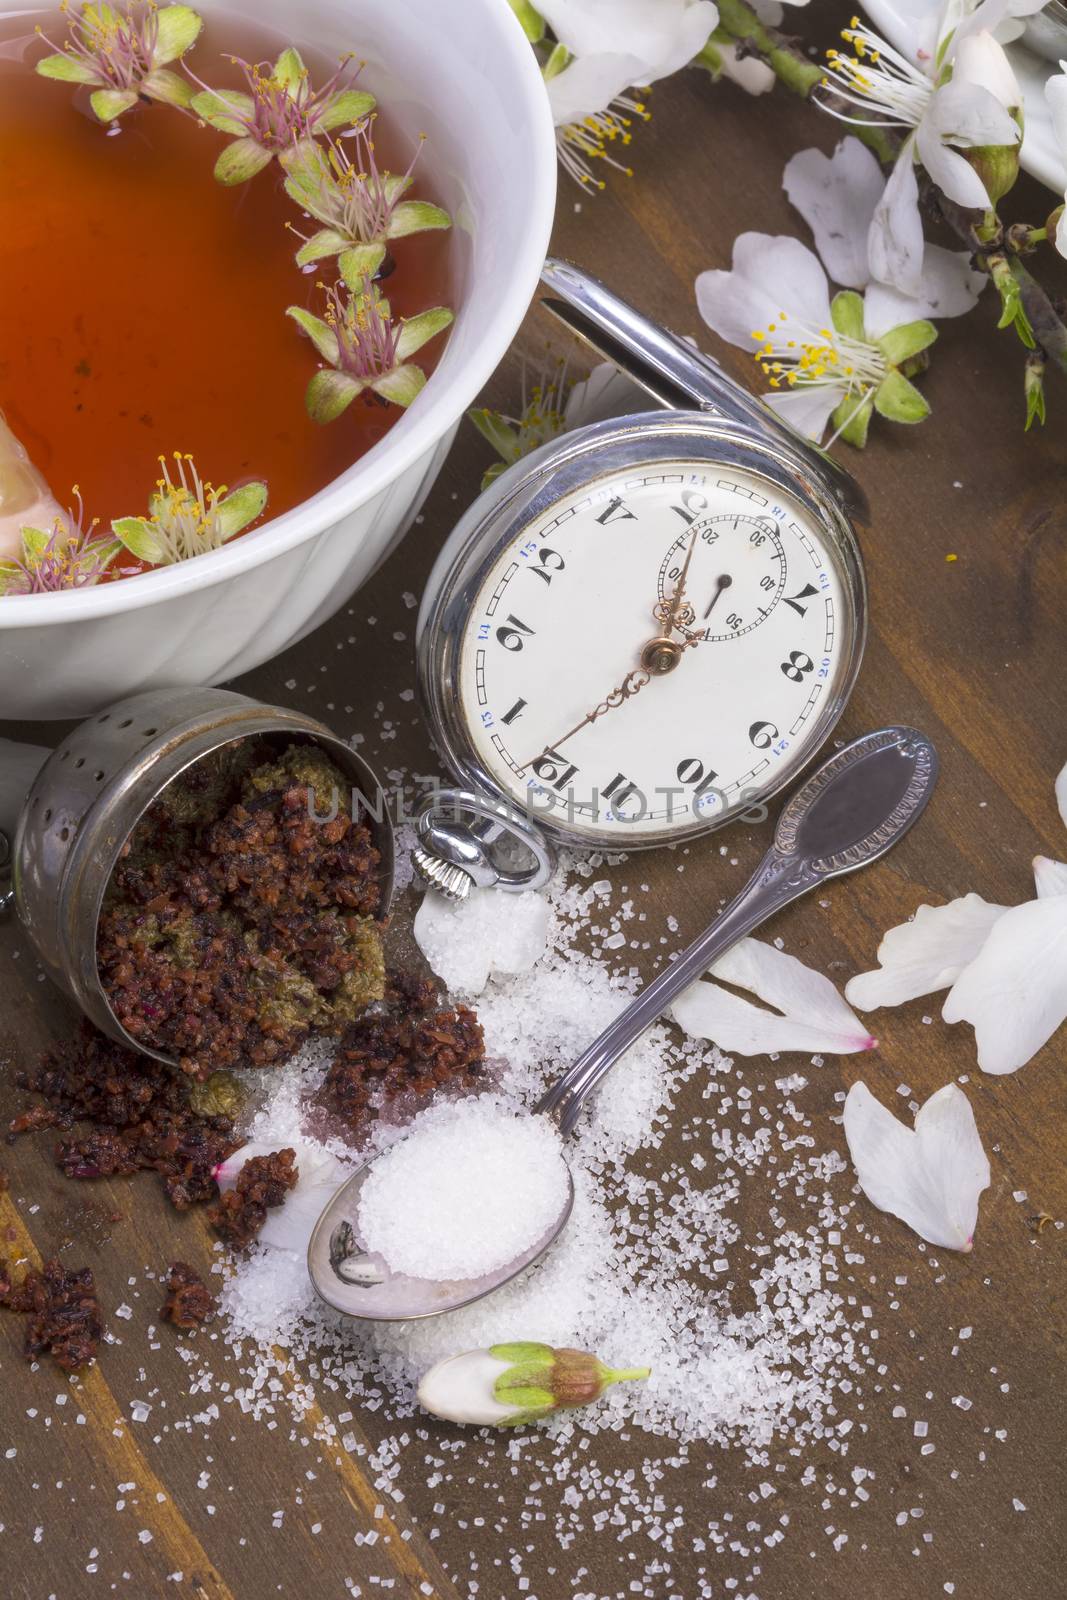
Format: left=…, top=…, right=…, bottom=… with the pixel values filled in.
left=417, top=1342, right=651, bottom=1427
left=952, top=32, right=1023, bottom=203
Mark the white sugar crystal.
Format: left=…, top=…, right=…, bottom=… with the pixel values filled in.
left=357, top=1095, right=569, bottom=1280
left=414, top=887, right=551, bottom=995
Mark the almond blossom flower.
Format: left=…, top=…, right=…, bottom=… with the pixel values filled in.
left=35, top=0, right=202, bottom=121
left=0, top=495, right=120, bottom=595
left=281, top=128, right=451, bottom=289
left=287, top=281, right=453, bottom=421
left=190, top=49, right=375, bottom=185
left=843, top=1082, right=990, bottom=1251
left=1045, top=60, right=1067, bottom=259
left=469, top=358, right=642, bottom=488
left=537, top=0, right=718, bottom=185
left=846, top=758, right=1067, bottom=1075
left=111, top=454, right=267, bottom=565
left=820, top=18, right=1023, bottom=295
left=696, top=136, right=983, bottom=445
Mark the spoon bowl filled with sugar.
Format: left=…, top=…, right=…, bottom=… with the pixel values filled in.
left=308, top=727, right=938, bottom=1322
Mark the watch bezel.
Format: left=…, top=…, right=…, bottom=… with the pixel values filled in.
left=416, top=409, right=867, bottom=852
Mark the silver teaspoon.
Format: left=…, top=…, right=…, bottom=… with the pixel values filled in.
left=308, top=726, right=938, bottom=1323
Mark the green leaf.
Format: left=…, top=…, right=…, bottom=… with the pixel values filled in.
left=0, top=560, right=21, bottom=595
left=213, top=136, right=273, bottom=185
left=90, top=87, right=139, bottom=122
left=141, top=66, right=195, bottom=109
left=190, top=88, right=254, bottom=134
left=381, top=171, right=414, bottom=206
left=35, top=51, right=100, bottom=84
left=371, top=363, right=426, bottom=408
left=286, top=306, right=341, bottom=365
left=489, top=1342, right=554, bottom=1364
left=543, top=42, right=571, bottom=80
left=306, top=367, right=364, bottom=423
left=830, top=290, right=866, bottom=343
left=279, top=136, right=328, bottom=183
left=112, top=516, right=166, bottom=564
left=152, top=4, right=203, bottom=64
left=387, top=199, right=452, bottom=240
left=295, top=227, right=350, bottom=268
left=19, top=525, right=50, bottom=561
left=469, top=407, right=520, bottom=460
left=831, top=393, right=873, bottom=449
left=315, top=88, right=375, bottom=132
left=339, top=242, right=387, bottom=288
left=216, top=482, right=268, bottom=539
left=480, top=462, right=508, bottom=490
left=395, top=306, right=453, bottom=361
left=874, top=369, right=930, bottom=424
left=273, top=46, right=307, bottom=92
left=490, top=1383, right=553, bottom=1410
left=84, top=3, right=121, bottom=33
left=506, top=0, right=546, bottom=42
left=876, top=319, right=938, bottom=366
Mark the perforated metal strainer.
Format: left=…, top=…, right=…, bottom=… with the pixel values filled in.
left=0, top=687, right=395, bottom=1066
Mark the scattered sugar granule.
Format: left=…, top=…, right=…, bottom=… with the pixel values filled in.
left=357, top=1095, right=570, bottom=1280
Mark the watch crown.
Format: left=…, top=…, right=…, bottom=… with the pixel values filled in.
left=412, top=843, right=474, bottom=902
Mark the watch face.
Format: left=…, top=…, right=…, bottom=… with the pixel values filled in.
left=450, top=451, right=860, bottom=845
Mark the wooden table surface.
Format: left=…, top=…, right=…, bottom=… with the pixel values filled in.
left=2, top=5, right=1065, bottom=1595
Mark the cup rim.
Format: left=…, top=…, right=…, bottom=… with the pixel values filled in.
left=0, top=0, right=557, bottom=630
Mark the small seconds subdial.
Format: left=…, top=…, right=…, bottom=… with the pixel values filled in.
left=657, top=513, right=785, bottom=641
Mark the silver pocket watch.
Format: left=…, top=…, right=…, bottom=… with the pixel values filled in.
left=413, top=260, right=868, bottom=900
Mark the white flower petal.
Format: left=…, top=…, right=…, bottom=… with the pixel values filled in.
left=414, top=887, right=552, bottom=997
left=1056, top=750, right=1067, bottom=829
left=545, top=52, right=648, bottom=125
left=215, top=1140, right=346, bottom=1254
left=843, top=1082, right=990, bottom=1251
left=762, top=384, right=844, bottom=441
left=942, top=894, right=1067, bottom=1073
left=417, top=1349, right=517, bottom=1426
left=783, top=136, right=884, bottom=290
left=952, top=29, right=1021, bottom=112
left=863, top=245, right=984, bottom=337
left=1034, top=855, right=1067, bottom=898
left=845, top=893, right=1008, bottom=1010
left=564, top=361, right=645, bottom=427
left=868, top=143, right=926, bottom=298
left=916, top=121, right=994, bottom=209
left=696, top=232, right=832, bottom=352
left=538, top=0, right=719, bottom=81
left=671, top=935, right=877, bottom=1056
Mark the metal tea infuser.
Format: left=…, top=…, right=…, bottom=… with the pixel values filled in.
left=309, top=725, right=938, bottom=1323
left=0, top=687, right=395, bottom=1065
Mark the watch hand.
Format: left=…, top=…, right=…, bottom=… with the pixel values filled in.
left=666, top=527, right=698, bottom=631
left=652, top=528, right=699, bottom=634
left=518, top=668, right=651, bottom=770
left=520, top=634, right=701, bottom=772
left=703, top=573, right=733, bottom=620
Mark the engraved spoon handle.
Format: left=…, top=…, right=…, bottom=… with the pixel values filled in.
left=535, top=726, right=938, bottom=1139
left=535, top=848, right=817, bottom=1136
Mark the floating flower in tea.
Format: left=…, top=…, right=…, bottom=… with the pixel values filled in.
left=190, top=48, right=375, bottom=184
left=111, top=453, right=268, bottom=565
left=283, top=125, right=451, bottom=288
left=0, top=496, right=121, bottom=595
left=35, top=0, right=203, bottom=122
left=288, top=280, right=453, bottom=421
